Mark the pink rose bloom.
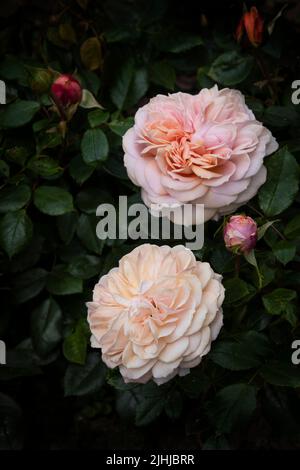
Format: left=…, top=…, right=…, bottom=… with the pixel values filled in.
left=123, top=86, right=278, bottom=224
left=224, top=214, right=257, bottom=253
left=51, top=74, right=82, bottom=107
left=87, top=244, right=224, bottom=385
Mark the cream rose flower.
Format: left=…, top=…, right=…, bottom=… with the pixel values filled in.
left=123, top=85, right=278, bottom=224
left=87, top=244, right=225, bottom=385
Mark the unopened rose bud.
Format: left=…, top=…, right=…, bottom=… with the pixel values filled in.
left=224, top=215, right=257, bottom=254
left=236, top=7, right=264, bottom=47
left=51, top=74, right=82, bottom=107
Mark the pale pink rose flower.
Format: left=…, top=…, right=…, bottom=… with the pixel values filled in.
left=87, top=244, right=225, bottom=385
left=123, top=86, right=278, bottom=224
left=224, top=214, right=257, bottom=253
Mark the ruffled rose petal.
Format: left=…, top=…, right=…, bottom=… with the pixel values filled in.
left=87, top=245, right=225, bottom=385
left=122, top=86, right=277, bottom=222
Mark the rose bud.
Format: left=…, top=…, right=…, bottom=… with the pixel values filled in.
left=236, top=7, right=264, bottom=47
left=224, top=215, right=258, bottom=254
left=51, top=74, right=82, bottom=107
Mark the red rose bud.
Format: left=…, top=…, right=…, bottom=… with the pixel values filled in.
left=51, top=74, right=82, bottom=107
left=224, top=215, right=257, bottom=254
left=236, top=7, right=264, bottom=47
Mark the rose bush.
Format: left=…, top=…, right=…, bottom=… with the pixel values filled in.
left=0, top=0, right=300, bottom=451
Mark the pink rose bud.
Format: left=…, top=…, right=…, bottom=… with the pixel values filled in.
left=224, top=215, right=257, bottom=254
left=51, top=74, right=82, bottom=107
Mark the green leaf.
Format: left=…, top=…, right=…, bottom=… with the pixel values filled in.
left=81, top=128, right=109, bottom=165
left=13, top=268, right=48, bottom=304
left=207, top=384, right=256, bottom=433
left=246, top=97, right=264, bottom=120
left=156, top=32, right=203, bottom=53
left=59, top=22, right=76, bottom=44
left=197, top=66, right=215, bottom=89
left=63, top=318, right=88, bottom=365
left=149, top=61, right=176, bottom=90
left=47, top=265, right=83, bottom=295
left=224, top=278, right=256, bottom=305
left=34, top=186, right=74, bottom=216
left=80, top=37, right=102, bottom=71
left=0, top=184, right=31, bottom=213
left=108, top=117, right=134, bottom=137
left=273, top=240, right=296, bottom=265
left=116, top=390, right=139, bottom=420
left=261, top=360, right=300, bottom=387
left=263, top=106, right=300, bottom=129
left=257, top=220, right=280, bottom=240
left=0, top=55, right=27, bottom=83
left=88, top=109, right=109, bottom=127
left=36, top=131, right=63, bottom=153
left=283, top=304, right=298, bottom=327
left=208, top=51, right=253, bottom=86
left=126, top=67, right=148, bottom=109
left=284, top=215, right=300, bottom=239
left=76, top=187, right=112, bottom=214
left=64, top=352, right=106, bottom=396
left=0, top=209, right=33, bottom=258
left=31, top=298, right=62, bottom=357
left=80, top=89, right=103, bottom=109
left=69, top=154, right=95, bottom=185
left=10, top=234, right=43, bottom=273
left=253, top=262, right=275, bottom=289
left=110, top=59, right=148, bottom=110
left=244, top=250, right=263, bottom=289
left=135, top=396, right=165, bottom=426
left=258, top=147, right=300, bottom=217
left=110, top=59, right=134, bottom=110
left=211, top=331, right=272, bottom=371
left=76, top=214, right=104, bottom=254
left=57, top=212, right=78, bottom=244
left=0, top=100, right=40, bottom=128
left=67, top=254, right=101, bottom=279
left=103, top=154, right=130, bottom=180
left=27, top=155, right=63, bottom=178
left=5, top=146, right=30, bottom=166
left=262, top=288, right=297, bottom=315
left=210, top=247, right=235, bottom=274
left=0, top=344, right=42, bottom=381
left=107, top=370, right=139, bottom=391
